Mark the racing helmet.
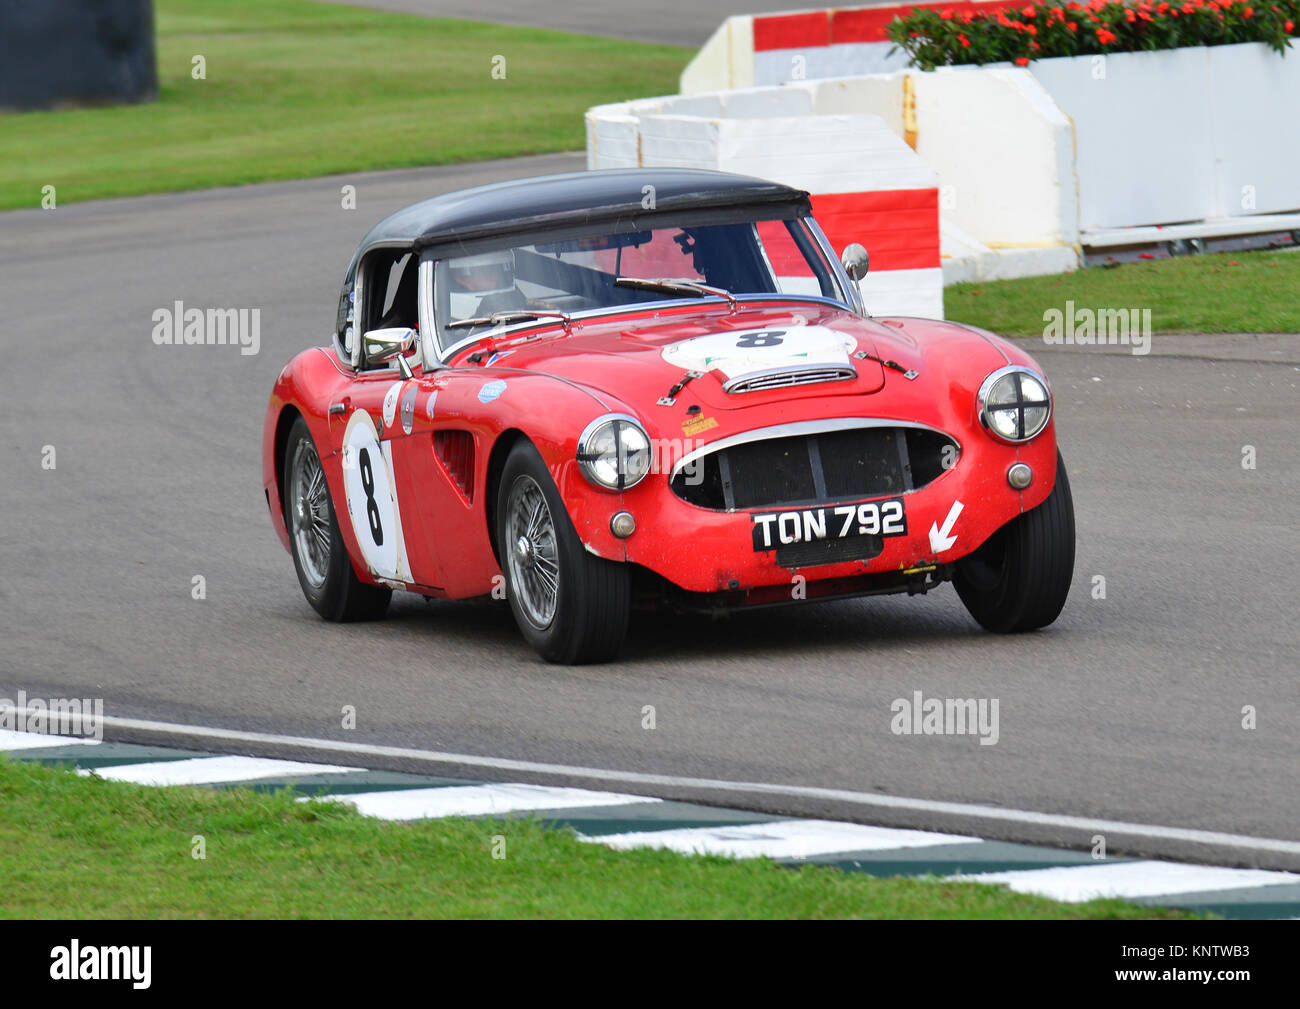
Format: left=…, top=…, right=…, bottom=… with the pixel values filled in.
left=448, top=249, right=516, bottom=319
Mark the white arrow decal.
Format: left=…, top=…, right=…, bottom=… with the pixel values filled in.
left=929, top=501, right=964, bottom=553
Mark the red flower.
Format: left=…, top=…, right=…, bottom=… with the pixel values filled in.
left=959, top=32, right=972, bottom=46
left=940, top=8, right=954, bottom=19
left=1157, top=1, right=1169, bottom=9
left=1287, top=19, right=1296, bottom=31
left=1015, top=56, right=1031, bottom=64
left=1026, top=22, right=1038, bottom=33
left=1030, top=40, right=1041, bottom=48
left=1242, top=5, right=1253, bottom=14
left=1023, top=4, right=1036, bottom=14
left=1125, top=7, right=1137, bottom=19
left=1068, top=19, right=1079, bottom=27
left=1097, top=27, right=1118, bottom=41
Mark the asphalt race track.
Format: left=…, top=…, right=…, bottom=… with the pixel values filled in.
left=2, top=151, right=1298, bottom=870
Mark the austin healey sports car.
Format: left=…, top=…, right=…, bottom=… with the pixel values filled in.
left=262, top=168, right=1075, bottom=663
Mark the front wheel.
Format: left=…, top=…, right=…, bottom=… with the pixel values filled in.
left=954, top=450, right=1076, bottom=632
left=496, top=440, right=630, bottom=663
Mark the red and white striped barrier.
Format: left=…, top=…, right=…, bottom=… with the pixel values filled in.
left=587, top=99, right=942, bottom=318
left=683, top=2, right=1025, bottom=93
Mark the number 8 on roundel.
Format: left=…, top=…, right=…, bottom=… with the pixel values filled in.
left=341, top=411, right=401, bottom=579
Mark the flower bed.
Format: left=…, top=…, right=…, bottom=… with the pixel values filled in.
left=886, top=0, right=1299, bottom=69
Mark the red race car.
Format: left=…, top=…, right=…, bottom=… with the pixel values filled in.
left=262, top=169, right=1075, bottom=663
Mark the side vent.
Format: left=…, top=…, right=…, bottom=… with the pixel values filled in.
left=434, top=430, right=475, bottom=502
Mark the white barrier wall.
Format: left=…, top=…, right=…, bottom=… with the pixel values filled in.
left=588, top=71, right=1078, bottom=286
left=683, top=5, right=1300, bottom=240
left=1026, top=43, right=1300, bottom=229
left=913, top=68, right=1077, bottom=248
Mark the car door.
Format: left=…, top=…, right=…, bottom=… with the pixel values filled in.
left=328, top=248, right=439, bottom=591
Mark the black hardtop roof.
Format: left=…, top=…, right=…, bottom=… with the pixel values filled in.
left=354, top=168, right=811, bottom=257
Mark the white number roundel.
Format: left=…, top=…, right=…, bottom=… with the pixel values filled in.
left=341, top=412, right=400, bottom=579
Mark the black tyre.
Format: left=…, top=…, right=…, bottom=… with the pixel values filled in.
left=496, top=440, right=630, bottom=663
left=954, top=451, right=1076, bottom=632
left=283, top=416, right=391, bottom=622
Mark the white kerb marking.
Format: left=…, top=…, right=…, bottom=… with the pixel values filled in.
left=954, top=860, right=1300, bottom=902
left=27, top=708, right=1300, bottom=861
left=0, top=729, right=101, bottom=750
left=320, top=783, right=660, bottom=820
left=81, top=755, right=363, bottom=786
left=586, top=819, right=980, bottom=860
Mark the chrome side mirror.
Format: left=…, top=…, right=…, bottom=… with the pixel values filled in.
left=841, top=243, right=870, bottom=281
left=363, top=327, right=417, bottom=378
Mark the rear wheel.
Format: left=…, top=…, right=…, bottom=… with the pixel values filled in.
left=497, top=440, right=630, bottom=663
left=954, top=451, right=1075, bottom=632
left=283, top=417, right=391, bottom=622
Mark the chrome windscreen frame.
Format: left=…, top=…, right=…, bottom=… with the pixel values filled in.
left=420, top=216, right=860, bottom=363
left=805, top=216, right=867, bottom=317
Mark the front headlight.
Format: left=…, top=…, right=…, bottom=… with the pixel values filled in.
left=577, top=414, right=651, bottom=490
left=977, top=366, right=1052, bottom=443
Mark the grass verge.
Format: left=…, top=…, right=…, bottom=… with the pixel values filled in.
left=946, top=251, right=1300, bottom=336
left=0, top=0, right=687, bottom=211
left=0, top=757, right=1201, bottom=919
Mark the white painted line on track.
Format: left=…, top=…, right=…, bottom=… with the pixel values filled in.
left=81, top=755, right=364, bottom=786
left=11, top=709, right=1300, bottom=860
left=953, top=861, right=1300, bottom=902
left=586, top=820, right=981, bottom=859
left=0, top=729, right=100, bottom=750
left=321, top=783, right=661, bottom=820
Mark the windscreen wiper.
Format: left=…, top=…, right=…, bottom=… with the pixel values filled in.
left=614, top=277, right=737, bottom=310
left=445, top=309, right=571, bottom=331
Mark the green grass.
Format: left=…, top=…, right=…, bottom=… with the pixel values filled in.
left=0, top=0, right=688, bottom=210
left=0, top=758, right=1201, bottom=919
left=947, top=251, right=1300, bottom=336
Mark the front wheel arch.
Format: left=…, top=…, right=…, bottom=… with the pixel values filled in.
left=953, top=449, right=1076, bottom=633
left=484, top=428, right=529, bottom=570
left=273, top=404, right=304, bottom=521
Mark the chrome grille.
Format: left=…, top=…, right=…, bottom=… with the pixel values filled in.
left=722, top=366, right=857, bottom=395
left=670, top=422, right=959, bottom=512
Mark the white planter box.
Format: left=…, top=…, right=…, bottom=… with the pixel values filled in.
left=1023, top=42, right=1300, bottom=230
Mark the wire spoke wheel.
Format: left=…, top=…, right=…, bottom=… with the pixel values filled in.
left=495, top=439, right=630, bottom=663
left=290, top=438, right=331, bottom=591
left=505, top=475, right=560, bottom=628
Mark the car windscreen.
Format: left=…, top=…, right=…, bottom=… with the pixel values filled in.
left=431, top=218, right=845, bottom=348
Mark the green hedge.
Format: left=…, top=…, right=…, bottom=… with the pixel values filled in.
left=887, top=0, right=1299, bottom=70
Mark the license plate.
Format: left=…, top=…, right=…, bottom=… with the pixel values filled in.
left=751, top=499, right=907, bottom=551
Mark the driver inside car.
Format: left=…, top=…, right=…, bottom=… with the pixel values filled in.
left=448, top=249, right=527, bottom=319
